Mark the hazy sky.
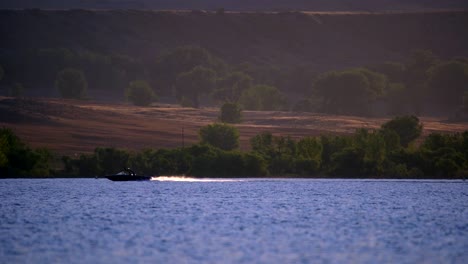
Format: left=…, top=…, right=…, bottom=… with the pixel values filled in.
left=1, top=0, right=468, bottom=11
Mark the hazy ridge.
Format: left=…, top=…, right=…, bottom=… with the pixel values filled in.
left=1, top=0, right=468, bottom=11
left=1, top=9, right=468, bottom=71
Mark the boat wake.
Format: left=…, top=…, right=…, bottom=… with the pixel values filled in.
left=151, top=176, right=242, bottom=182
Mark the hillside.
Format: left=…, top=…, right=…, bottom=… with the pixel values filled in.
left=1, top=9, right=468, bottom=70
left=1, top=97, right=467, bottom=155
left=1, top=0, right=468, bottom=11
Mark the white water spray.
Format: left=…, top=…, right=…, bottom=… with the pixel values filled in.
left=151, top=176, right=243, bottom=182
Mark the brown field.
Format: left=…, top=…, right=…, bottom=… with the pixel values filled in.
left=1, top=97, right=467, bottom=156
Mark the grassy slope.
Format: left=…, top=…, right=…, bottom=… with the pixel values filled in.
left=1, top=10, right=468, bottom=70
left=1, top=97, right=467, bottom=155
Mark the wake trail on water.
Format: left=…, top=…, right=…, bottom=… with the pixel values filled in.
left=151, top=176, right=243, bottom=182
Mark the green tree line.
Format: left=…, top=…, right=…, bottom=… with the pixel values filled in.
left=1, top=47, right=467, bottom=117
left=2, top=116, right=467, bottom=179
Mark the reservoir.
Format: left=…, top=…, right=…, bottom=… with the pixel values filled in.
left=1, top=178, right=467, bottom=263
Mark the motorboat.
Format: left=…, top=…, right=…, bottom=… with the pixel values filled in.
left=105, top=168, right=151, bottom=181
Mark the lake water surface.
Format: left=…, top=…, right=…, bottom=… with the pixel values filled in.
left=1, top=178, right=467, bottom=263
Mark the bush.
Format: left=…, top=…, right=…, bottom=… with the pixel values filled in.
left=240, top=84, right=287, bottom=111
left=199, top=123, right=239, bottom=151
left=329, top=147, right=363, bottom=177
left=243, top=152, right=268, bottom=176
left=190, top=144, right=220, bottom=176
left=176, top=66, right=216, bottom=108
left=212, top=151, right=245, bottom=177
left=126, top=80, right=156, bottom=106
left=381, top=115, right=422, bottom=147
left=435, top=158, right=460, bottom=178
left=250, top=132, right=274, bottom=156
left=385, top=163, right=409, bottom=178
left=313, top=68, right=385, bottom=115
left=220, top=102, right=242, bottom=123
left=0, top=128, right=53, bottom=177
left=295, top=157, right=320, bottom=176
left=55, top=68, right=88, bottom=99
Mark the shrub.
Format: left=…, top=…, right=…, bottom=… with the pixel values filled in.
left=199, top=123, right=239, bottom=151
left=385, top=163, right=409, bottom=178
left=329, top=147, right=363, bottom=177
left=55, top=68, right=88, bottom=99
left=381, top=115, right=423, bottom=147
left=240, top=84, right=287, bottom=111
left=295, top=157, right=320, bottom=176
left=126, top=80, right=156, bottom=106
left=250, top=132, right=274, bottom=156
left=0, top=128, right=53, bottom=177
left=243, top=152, right=268, bottom=176
left=220, top=102, right=242, bottom=123
left=175, top=66, right=216, bottom=108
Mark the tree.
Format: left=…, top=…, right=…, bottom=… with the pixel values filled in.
left=357, top=68, right=387, bottom=98
left=243, top=152, right=268, bottom=176
left=240, top=84, right=287, bottom=111
left=213, top=71, right=252, bottom=103
left=297, top=137, right=323, bottom=162
left=329, top=147, right=363, bottom=177
left=55, top=68, right=87, bottom=99
left=176, top=66, right=216, bottom=108
left=151, top=46, right=226, bottom=95
left=313, top=68, right=388, bottom=116
left=220, top=102, right=242, bottom=123
left=295, top=137, right=323, bottom=175
left=314, top=70, right=371, bottom=115
left=427, top=60, right=468, bottom=110
left=126, top=80, right=156, bottom=106
left=250, top=132, right=274, bottom=156
left=381, top=115, right=423, bottom=147
left=385, top=83, right=408, bottom=115
left=94, top=147, right=130, bottom=176
left=354, top=129, right=387, bottom=176
left=0, top=128, right=52, bottom=177
left=199, top=123, right=239, bottom=151
left=369, top=62, right=406, bottom=84
left=405, top=49, right=437, bottom=113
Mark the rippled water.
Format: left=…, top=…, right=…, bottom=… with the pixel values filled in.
left=1, top=178, right=467, bottom=263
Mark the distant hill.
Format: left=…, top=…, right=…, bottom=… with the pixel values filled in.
left=1, top=0, right=468, bottom=11
left=1, top=9, right=467, bottom=71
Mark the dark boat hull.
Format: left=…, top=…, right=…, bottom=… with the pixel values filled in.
left=105, top=175, right=152, bottom=181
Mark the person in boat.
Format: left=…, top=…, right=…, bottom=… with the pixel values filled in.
left=123, top=167, right=136, bottom=176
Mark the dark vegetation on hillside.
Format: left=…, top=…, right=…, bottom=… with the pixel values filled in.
left=2, top=116, right=468, bottom=178
left=1, top=10, right=467, bottom=117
